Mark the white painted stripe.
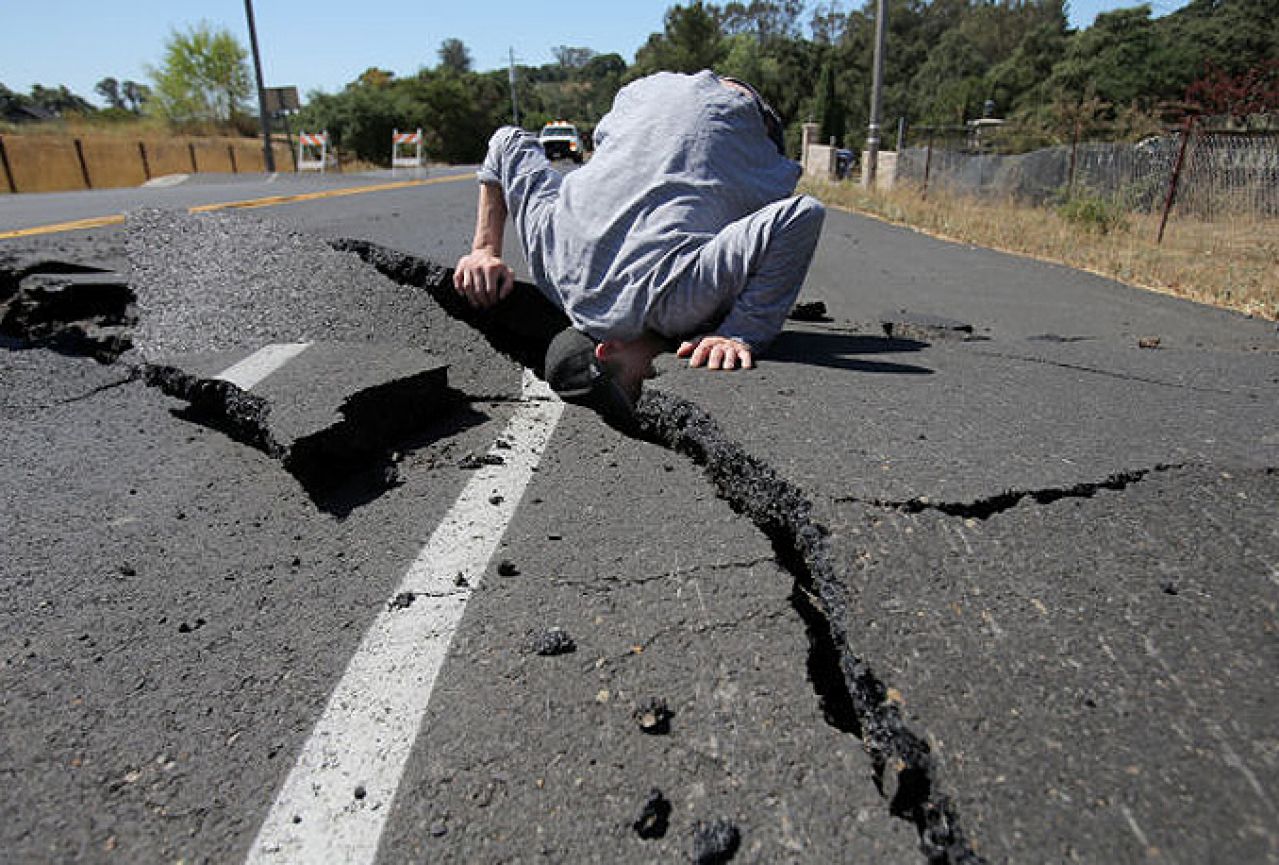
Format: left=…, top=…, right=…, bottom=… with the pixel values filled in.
left=216, top=343, right=312, bottom=390
left=246, top=370, right=564, bottom=865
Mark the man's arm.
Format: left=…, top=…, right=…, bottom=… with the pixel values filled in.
left=453, top=181, right=515, bottom=309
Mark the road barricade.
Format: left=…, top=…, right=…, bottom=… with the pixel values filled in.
left=391, top=129, right=425, bottom=173
left=297, top=131, right=329, bottom=173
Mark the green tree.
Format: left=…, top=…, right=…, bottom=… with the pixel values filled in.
left=910, top=28, right=989, bottom=122
left=95, top=77, right=124, bottom=109
left=0, top=83, right=33, bottom=117
left=553, top=46, right=597, bottom=72
left=633, top=1, right=725, bottom=75
left=28, top=84, right=95, bottom=116
left=122, top=80, right=150, bottom=113
left=437, top=38, right=473, bottom=74
left=1048, top=6, right=1176, bottom=109
left=814, top=58, right=847, bottom=144
left=987, top=20, right=1069, bottom=116
left=147, top=22, right=251, bottom=124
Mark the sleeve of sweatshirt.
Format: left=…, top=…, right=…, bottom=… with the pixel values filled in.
left=476, top=126, right=525, bottom=185
left=711, top=195, right=826, bottom=352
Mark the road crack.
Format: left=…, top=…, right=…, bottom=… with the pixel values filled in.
left=970, top=348, right=1238, bottom=395
left=848, top=463, right=1187, bottom=520
left=636, top=388, right=982, bottom=864
left=338, top=240, right=984, bottom=864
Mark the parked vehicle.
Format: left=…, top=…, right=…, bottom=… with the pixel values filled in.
left=539, top=122, right=585, bottom=163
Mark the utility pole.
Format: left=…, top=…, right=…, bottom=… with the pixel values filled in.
left=508, top=48, right=520, bottom=126
left=244, top=0, right=275, bottom=172
left=864, top=0, right=887, bottom=188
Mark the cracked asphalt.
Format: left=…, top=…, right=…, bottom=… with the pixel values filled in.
left=2, top=173, right=1277, bottom=864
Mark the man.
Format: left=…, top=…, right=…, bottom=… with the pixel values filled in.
left=453, top=70, right=824, bottom=424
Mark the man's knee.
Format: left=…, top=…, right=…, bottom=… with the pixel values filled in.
left=793, top=195, right=826, bottom=232
left=780, top=195, right=825, bottom=250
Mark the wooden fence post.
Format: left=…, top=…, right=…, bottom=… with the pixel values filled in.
left=229, top=144, right=238, bottom=174
left=73, top=139, right=93, bottom=189
left=188, top=142, right=198, bottom=174
left=138, top=141, right=152, bottom=180
left=0, top=135, right=16, bottom=193
left=1157, top=116, right=1196, bottom=245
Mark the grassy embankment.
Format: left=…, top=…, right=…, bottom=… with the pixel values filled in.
left=803, top=178, right=1278, bottom=322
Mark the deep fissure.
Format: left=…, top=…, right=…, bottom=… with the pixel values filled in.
left=0, top=261, right=136, bottom=363
left=337, top=239, right=985, bottom=865
left=636, top=389, right=983, bottom=865
left=5, top=238, right=986, bottom=861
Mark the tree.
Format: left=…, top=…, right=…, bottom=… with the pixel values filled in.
left=1186, top=59, right=1279, bottom=122
left=1048, top=6, right=1177, bottom=110
left=814, top=59, right=846, bottom=144
left=95, top=77, right=124, bottom=109
left=147, top=22, right=252, bottom=124
left=632, top=2, right=725, bottom=76
left=356, top=67, right=395, bottom=89
left=553, top=47, right=597, bottom=72
left=28, top=84, right=94, bottom=116
left=0, top=83, right=32, bottom=117
left=438, top=38, right=473, bottom=74
left=121, top=80, right=150, bottom=113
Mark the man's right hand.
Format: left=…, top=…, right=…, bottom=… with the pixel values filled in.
left=453, top=249, right=514, bottom=310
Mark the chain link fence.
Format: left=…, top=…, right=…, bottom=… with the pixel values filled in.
left=895, top=124, right=1279, bottom=220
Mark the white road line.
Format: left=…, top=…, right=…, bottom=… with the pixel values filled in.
left=246, top=370, right=564, bottom=865
left=216, top=343, right=312, bottom=390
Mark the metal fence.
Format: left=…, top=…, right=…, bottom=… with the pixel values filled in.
left=895, top=125, right=1279, bottom=219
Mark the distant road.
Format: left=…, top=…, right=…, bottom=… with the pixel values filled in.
left=0, top=168, right=476, bottom=238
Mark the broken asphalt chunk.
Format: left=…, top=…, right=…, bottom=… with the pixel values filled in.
left=691, top=818, right=741, bottom=864
left=458, top=453, right=505, bottom=469
left=632, top=698, right=673, bottom=735
left=879, top=309, right=975, bottom=341
left=144, top=341, right=452, bottom=515
left=787, top=300, right=830, bottom=322
left=632, top=788, right=671, bottom=839
left=387, top=592, right=417, bottom=611
left=530, top=627, right=576, bottom=656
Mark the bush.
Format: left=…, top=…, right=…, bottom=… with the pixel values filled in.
left=1054, top=190, right=1129, bottom=234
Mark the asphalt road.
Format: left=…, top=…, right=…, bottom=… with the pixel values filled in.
left=2, top=170, right=1276, bottom=864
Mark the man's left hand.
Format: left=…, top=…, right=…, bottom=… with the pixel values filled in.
left=676, top=335, right=754, bottom=370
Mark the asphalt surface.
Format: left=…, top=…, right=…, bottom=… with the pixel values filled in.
left=2, top=170, right=1277, bottom=864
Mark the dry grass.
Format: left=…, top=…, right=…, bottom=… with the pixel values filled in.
left=803, top=178, right=1279, bottom=321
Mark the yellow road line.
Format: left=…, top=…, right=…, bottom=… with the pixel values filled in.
left=0, top=214, right=126, bottom=238
left=0, top=172, right=474, bottom=240
left=187, top=173, right=471, bottom=213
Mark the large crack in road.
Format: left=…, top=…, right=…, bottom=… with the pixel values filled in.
left=339, top=237, right=984, bottom=863
left=5, top=211, right=1276, bottom=863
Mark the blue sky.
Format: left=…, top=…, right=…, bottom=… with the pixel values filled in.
left=3, top=0, right=1190, bottom=107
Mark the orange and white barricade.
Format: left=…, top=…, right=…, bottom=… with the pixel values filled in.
left=297, top=130, right=328, bottom=172
left=391, top=128, right=426, bottom=172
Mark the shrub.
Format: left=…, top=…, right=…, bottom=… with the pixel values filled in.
left=1054, top=190, right=1129, bottom=234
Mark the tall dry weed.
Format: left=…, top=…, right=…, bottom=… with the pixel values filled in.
left=804, top=179, right=1278, bottom=321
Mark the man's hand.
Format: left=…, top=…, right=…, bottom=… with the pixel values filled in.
left=453, top=249, right=514, bottom=310
left=676, top=335, right=754, bottom=370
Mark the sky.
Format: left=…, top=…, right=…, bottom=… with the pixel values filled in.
left=2, top=0, right=1191, bottom=107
